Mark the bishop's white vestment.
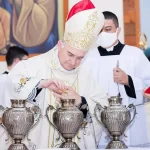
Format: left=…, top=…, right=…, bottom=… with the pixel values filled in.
left=0, top=46, right=108, bottom=150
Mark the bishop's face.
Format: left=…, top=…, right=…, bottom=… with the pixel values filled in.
left=58, top=40, right=86, bottom=71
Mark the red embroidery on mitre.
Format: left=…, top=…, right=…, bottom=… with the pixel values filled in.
left=67, top=0, right=95, bottom=21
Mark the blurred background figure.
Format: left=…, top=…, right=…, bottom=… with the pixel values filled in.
left=0, top=46, right=28, bottom=100
left=138, top=33, right=150, bottom=61
left=5, top=46, right=28, bottom=72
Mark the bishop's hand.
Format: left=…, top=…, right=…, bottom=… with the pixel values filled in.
left=53, top=86, right=82, bottom=107
left=38, top=79, right=68, bottom=94
left=113, top=67, right=129, bottom=86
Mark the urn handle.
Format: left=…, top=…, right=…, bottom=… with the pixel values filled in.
left=45, top=105, right=63, bottom=141
left=127, top=104, right=137, bottom=124
left=94, top=103, right=106, bottom=128
left=0, top=105, right=9, bottom=141
left=27, top=105, right=41, bottom=141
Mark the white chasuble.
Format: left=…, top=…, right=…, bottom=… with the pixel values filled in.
left=0, top=46, right=108, bottom=149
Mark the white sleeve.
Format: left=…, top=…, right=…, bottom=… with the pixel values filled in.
left=3, top=60, right=41, bottom=106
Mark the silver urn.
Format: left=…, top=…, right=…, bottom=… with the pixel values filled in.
left=0, top=100, right=41, bottom=150
left=94, top=96, right=136, bottom=149
left=46, top=99, right=83, bottom=150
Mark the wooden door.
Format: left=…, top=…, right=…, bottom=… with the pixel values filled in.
left=123, top=0, right=140, bottom=46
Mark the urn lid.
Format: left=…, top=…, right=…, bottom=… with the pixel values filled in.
left=108, top=96, right=122, bottom=106
left=11, top=100, right=26, bottom=108
left=61, top=99, right=75, bottom=107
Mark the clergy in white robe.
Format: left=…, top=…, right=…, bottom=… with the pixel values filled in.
left=0, top=1, right=108, bottom=149
left=82, top=11, right=150, bottom=148
left=0, top=72, right=8, bottom=104
left=0, top=46, right=28, bottom=105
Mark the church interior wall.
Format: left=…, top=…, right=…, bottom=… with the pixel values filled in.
left=4, top=0, right=150, bottom=73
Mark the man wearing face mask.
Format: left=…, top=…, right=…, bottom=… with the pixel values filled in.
left=83, top=11, right=150, bottom=148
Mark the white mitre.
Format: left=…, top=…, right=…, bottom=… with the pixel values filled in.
left=64, top=0, right=104, bottom=51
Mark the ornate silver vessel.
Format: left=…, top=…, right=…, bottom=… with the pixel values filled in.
left=0, top=99, right=41, bottom=150
left=94, top=96, right=136, bottom=149
left=46, top=99, right=83, bottom=150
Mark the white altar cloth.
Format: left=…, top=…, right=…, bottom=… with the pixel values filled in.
left=36, top=147, right=150, bottom=150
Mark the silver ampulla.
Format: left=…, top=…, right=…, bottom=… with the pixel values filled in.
left=46, top=99, right=83, bottom=150
left=94, top=96, right=136, bottom=149
left=0, top=99, right=41, bottom=150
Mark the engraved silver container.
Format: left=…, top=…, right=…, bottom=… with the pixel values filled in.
left=94, top=96, right=136, bottom=149
left=46, top=99, right=83, bottom=150
left=0, top=100, right=41, bottom=150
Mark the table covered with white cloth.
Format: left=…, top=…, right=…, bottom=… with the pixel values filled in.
left=37, top=148, right=150, bottom=150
